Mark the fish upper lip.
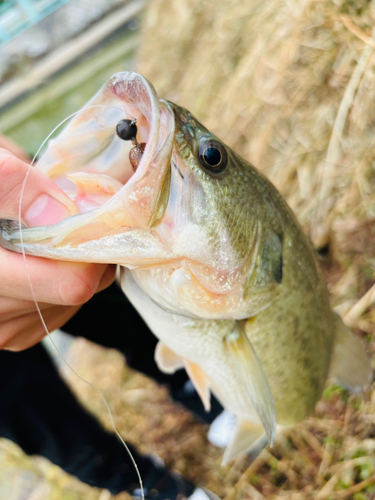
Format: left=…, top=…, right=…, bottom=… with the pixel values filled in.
left=109, top=71, right=161, bottom=191
left=1, top=73, right=176, bottom=247
left=44, top=71, right=170, bottom=224
left=70, top=72, right=175, bottom=230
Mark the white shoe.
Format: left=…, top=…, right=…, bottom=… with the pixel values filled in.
left=208, top=410, right=236, bottom=448
left=189, top=487, right=221, bottom=500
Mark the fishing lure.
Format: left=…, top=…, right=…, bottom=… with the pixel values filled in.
left=116, top=118, right=146, bottom=171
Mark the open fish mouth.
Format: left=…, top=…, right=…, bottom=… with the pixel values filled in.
left=0, top=72, right=175, bottom=253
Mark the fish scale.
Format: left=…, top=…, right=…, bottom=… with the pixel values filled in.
left=0, top=71, right=371, bottom=464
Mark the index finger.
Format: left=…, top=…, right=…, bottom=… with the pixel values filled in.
left=0, top=149, right=115, bottom=304
left=0, top=243, right=114, bottom=305
left=0, top=150, right=78, bottom=225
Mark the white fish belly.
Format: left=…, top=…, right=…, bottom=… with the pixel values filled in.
left=121, top=268, right=260, bottom=423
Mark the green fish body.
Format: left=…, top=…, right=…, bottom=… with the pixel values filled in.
left=0, top=72, right=370, bottom=463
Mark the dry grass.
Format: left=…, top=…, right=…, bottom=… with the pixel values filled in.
left=138, top=0, right=375, bottom=497
left=3, top=1, right=375, bottom=499
left=0, top=338, right=221, bottom=500
left=3, top=336, right=375, bottom=500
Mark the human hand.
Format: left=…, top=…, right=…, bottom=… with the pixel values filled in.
left=0, top=148, right=116, bottom=351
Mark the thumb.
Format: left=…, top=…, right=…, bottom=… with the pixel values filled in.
left=0, top=149, right=78, bottom=227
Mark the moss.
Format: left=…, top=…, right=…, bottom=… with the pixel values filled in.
left=323, top=436, right=343, bottom=447
left=353, top=493, right=368, bottom=500
left=352, top=449, right=368, bottom=459
left=250, top=475, right=261, bottom=485
left=339, top=0, right=372, bottom=17
left=357, top=463, right=374, bottom=481
left=322, top=384, right=348, bottom=401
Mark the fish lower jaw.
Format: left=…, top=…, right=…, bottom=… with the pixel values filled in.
left=130, top=267, right=257, bottom=320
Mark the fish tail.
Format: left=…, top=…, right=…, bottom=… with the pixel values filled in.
left=328, top=313, right=372, bottom=392
left=222, top=420, right=268, bottom=466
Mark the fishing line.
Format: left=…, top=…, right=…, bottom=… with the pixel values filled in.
left=18, top=104, right=145, bottom=500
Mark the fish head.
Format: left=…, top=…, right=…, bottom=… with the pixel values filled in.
left=0, top=72, right=284, bottom=318
left=162, top=102, right=282, bottom=287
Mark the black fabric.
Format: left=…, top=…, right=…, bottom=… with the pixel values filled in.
left=0, top=343, right=155, bottom=493
left=0, top=282, right=223, bottom=495
left=137, top=466, right=195, bottom=499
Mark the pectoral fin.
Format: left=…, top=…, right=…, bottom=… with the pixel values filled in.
left=184, top=360, right=211, bottom=412
left=155, top=341, right=185, bottom=374
left=222, top=420, right=267, bottom=466
left=154, top=341, right=211, bottom=412
left=225, top=322, right=276, bottom=446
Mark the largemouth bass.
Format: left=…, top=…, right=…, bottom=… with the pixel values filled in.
left=0, top=72, right=371, bottom=464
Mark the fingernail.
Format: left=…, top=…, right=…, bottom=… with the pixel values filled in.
left=25, top=195, right=70, bottom=227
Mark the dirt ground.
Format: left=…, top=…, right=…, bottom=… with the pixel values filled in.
left=2, top=331, right=375, bottom=499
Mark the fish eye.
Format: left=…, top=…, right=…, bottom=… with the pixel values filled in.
left=198, top=139, right=228, bottom=174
